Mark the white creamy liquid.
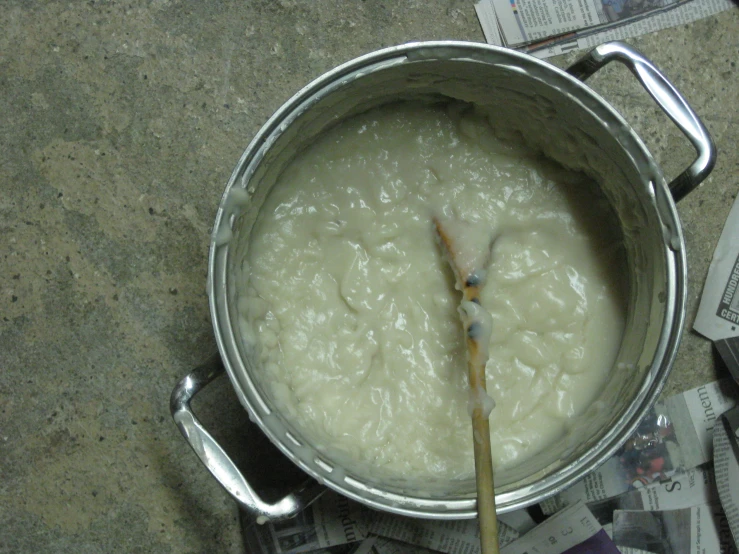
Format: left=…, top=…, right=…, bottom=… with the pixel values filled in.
left=240, top=102, right=626, bottom=480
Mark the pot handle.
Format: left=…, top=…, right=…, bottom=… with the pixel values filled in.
left=566, top=41, right=716, bottom=202
left=170, top=354, right=324, bottom=522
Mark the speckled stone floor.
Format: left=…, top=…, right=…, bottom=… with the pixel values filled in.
left=1, top=2, right=737, bottom=552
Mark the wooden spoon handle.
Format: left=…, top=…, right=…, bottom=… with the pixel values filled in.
left=472, top=406, right=499, bottom=554
left=433, top=217, right=499, bottom=552
left=469, top=342, right=499, bottom=554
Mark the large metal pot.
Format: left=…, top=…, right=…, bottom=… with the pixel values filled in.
left=172, top=41, right=715, bottom=521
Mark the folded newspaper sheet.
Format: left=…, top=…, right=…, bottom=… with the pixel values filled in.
left=369, top=511, right=520, bottom=553
left=500, top=501, right=620, bottom=553
left=540, top=379, right=738, bottom=514
left=497, top=509, right=538, bottom=535
left=371, top=537, right=438, bottom=554
left=587, top=466, right=719, bottom=525
left=612, top=504, right=737, bottom=553
left=241, top=491, right=372, bottom=554
left=713, top=415, right=739, bottom=549
left=474, top=0, right=735, bottom=58
left=694, top=193, right=739, bottom=343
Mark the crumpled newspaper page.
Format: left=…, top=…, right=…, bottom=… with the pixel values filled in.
left=474, top=0, right=735, bottom=58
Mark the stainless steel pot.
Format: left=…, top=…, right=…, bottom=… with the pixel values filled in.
left=172, top=41, right=715, bottom=521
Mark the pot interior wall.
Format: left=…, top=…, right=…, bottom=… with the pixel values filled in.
left=224, top=51, right=675, bottom=505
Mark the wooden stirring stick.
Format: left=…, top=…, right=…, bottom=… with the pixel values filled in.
left=434, top=217, right=500, bottom=554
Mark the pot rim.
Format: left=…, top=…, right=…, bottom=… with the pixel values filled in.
left=207, top=40, right=687, bottom=518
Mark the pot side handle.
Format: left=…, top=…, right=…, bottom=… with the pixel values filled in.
left=170, top=354, right=324, bottom=523
left=566, top=41, right=716, bottom=202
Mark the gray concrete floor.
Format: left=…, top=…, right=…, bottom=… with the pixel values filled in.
left=1, top=2, right=737, bottom=552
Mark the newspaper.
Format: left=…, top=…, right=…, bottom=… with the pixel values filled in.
left=298, top=543, right=375, bottom=554
left=474, top=0, right=735, bottom=58
left=586, top=466, right=719, bottom=524
left=371, top=537, right=439, bottom=554
left=242, top=491, right=372, bottom=554
left=369, top=511, right=520, bottom=553
left=499, top=501, right=621, bottom=553
left=714, top=415, right=739, bottom=548
left=347, top=537, right=380, bottom=554
left=694, top=194, right=739, bottom=342
left=612, top=504, right=737, bottom=553
left=497, top=509, right=538, bottom=534
left=666, top=379, right=738, bottom=469
left=556, top=522, right=656, bottom=554
left=540, top=379, right=738, bottom=514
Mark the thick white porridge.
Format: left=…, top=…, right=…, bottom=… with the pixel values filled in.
left=239, top=102, right=626, bottom=480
